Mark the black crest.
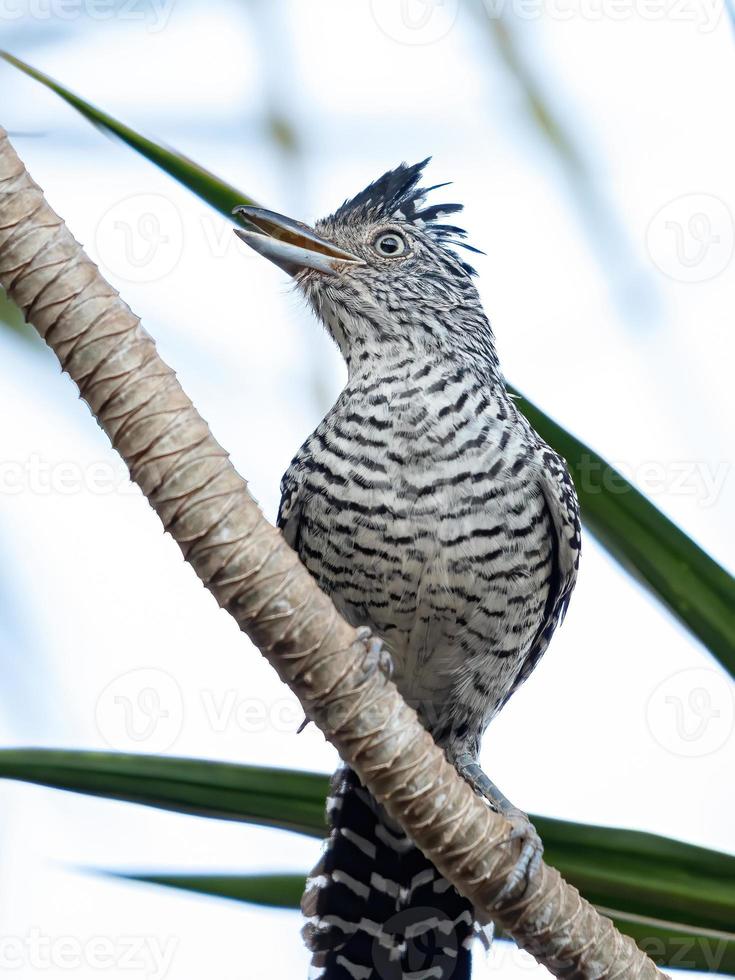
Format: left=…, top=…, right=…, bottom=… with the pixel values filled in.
left=332, top=159, right=482, bottom=275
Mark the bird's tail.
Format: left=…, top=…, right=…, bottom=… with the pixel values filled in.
left=302, top=766, right=475, bottom=980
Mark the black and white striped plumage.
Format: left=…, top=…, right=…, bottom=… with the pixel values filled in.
left=302, top=767, right=475, bottom=980
left=237, top=160, right=581, bottom=979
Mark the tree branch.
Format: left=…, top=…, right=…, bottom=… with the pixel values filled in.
left=0, top=126, right=667, bottom=980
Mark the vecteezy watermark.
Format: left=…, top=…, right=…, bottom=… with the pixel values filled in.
left=369, top=0, right=460, bottom=45
left=0, top=929, right=177, bottom=977
left=488, top=937, right=552, bottom=972
left=646, top=667, right=734, bottom=758
left=0, top=0, right=174, bottom=31
left=492, top=927, right=731, bottom=973
left=636, top=934, right=731, bottom=972
left=646, top=194, right=734, bottom=283
left=481, top=0, right=724, bottom=31
left=92, top=200, right=259, bottom=283
left=0, top=454, right=137, bottom=497
left=571, top=457, right=730, bottom=509
left=371, top=906, right=461, bottom=979
left=200, top=690, right=303, bottom=734
left=2, top=453, right=728, bottom=508
left=95, top=194, right=184, bottom=284
left=95, top=668, right=184, bottom=752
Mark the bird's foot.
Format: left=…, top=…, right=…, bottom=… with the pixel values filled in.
left=298, top=629, right=391, bottom=734
left=496, top=807, right=543, bottom=900
left=355, top=626, right=394, bottom=679
left=454, top=753, right=543, bottom=902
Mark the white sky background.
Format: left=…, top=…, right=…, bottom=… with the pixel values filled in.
left=0, top=1, right=733, bottom=977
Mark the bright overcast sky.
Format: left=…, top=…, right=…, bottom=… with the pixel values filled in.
left=0, top=1, right=733, bottom=977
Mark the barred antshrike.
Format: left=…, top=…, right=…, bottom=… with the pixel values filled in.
left=234, top=160, right=581, bottom=980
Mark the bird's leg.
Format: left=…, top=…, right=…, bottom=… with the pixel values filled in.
left=454, top=752, right=543, bottom=900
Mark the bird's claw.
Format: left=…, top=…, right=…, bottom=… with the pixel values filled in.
left=495, top=807, right=543, bottom=901
left=454, top=754, right=542, bottom=901
left=299, top=630, right=390, bottom=735
left=355, top=626, right=393, bottom=679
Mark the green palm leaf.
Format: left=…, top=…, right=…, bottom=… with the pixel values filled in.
left=113, top=872, right=305, bottom=911
left=0, top=51, right=256, bottom=217
left=0, top=748, right=324, bottom=836
left=3, top=51, right=732, bottom=672
left=2, top=749, right=733, bottom=959
left=512, top=390, right=735, bottom=675
left=113, top=871, right=735, bottom=974
left=0, top=286, right=37, bottom=345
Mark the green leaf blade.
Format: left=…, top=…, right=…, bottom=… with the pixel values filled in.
left=114, top=871, right=735, bottom=974
left=3, top=750, right=733, bottom=949
left=0, top=748, right=327, bottom=837
left=0, top=51, right=256, bottom=219
left=115, top=872, right=305, bottom=911
left=512, top=389, right=735, bottom=675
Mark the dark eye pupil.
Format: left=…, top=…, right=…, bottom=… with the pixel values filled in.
left=379, top=235, right=400, bottom=254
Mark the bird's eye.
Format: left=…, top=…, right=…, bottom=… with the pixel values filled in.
left=373, top=232, right=407, bottom=257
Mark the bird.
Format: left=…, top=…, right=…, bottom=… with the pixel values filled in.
left=233, top=159, right=581, bottom=980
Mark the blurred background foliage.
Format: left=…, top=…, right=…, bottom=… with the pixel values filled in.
left=0, top=287, right=35, bottom=344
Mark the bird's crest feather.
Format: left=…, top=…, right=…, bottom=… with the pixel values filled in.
left=332, top=158, right=482, bottom=275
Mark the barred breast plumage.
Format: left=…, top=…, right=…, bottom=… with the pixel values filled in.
left=235, top=159, right=581, bottom=980
left=279, top=353, right=563, bottom=757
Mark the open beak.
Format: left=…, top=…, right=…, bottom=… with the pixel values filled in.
left=233, top=205, right=364, bottom=277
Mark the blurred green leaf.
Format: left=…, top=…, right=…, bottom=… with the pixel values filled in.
left=477, top=10, right=585, bottom=179
left=513, top=389, right=735, bottom=677
left=264, top=111, right=300, bottom=157
left=0, top=51, right=256, bottom=218
left=469, top=2, right=650, bottom=319
left=2, top=749, right=734, bottom=943
left=116, top=871, right=735, bottom=974
left=0, top=286, right=37, bottom=344
left=115, top=872, right=305, bottom=911
left=3, top=52, right=733, bottom=673
left=613, top=915, right=735, bottom=975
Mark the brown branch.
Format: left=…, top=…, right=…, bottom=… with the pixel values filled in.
left=0, top=126, right=667, bottom=980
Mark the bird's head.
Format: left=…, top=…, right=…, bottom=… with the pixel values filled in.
left=234, top=159, right=496, bottom=373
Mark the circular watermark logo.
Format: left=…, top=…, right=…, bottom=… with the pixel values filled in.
left=95, top=667, right=184, bottom=752
left=646, top=667, right=734, bottom=758
left=370, top=0, right=460, bottom=45
left=95, top=193, right=184, bottom=283
left=371, top=905, right=461, bottom=979
left=646, top=194, right=734, bottom=283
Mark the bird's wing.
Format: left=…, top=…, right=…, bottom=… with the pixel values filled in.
left=277, top=462, right=306, bottom=553
left=503, top=449, right=581, bottom=705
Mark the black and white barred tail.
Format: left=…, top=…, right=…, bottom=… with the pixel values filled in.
left=302, top=767, right=475, bottom=980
